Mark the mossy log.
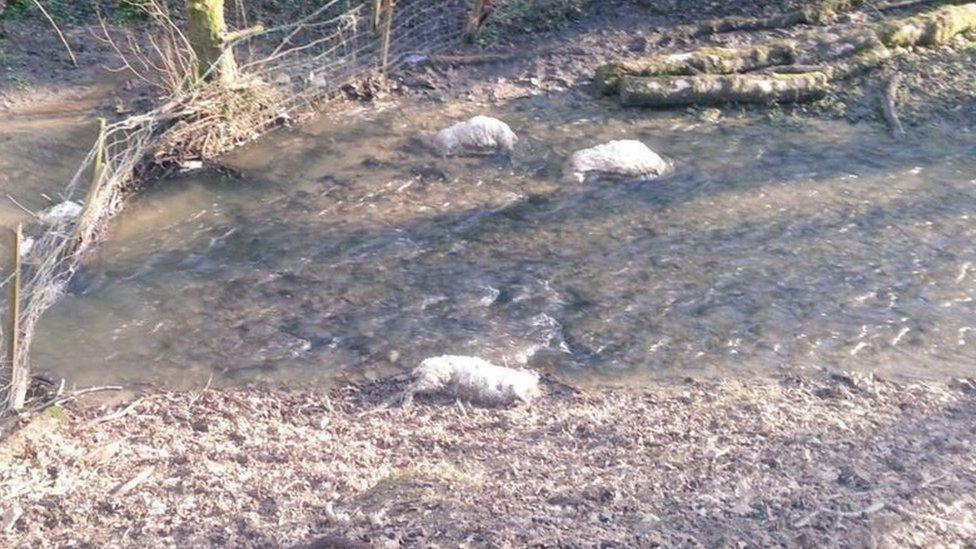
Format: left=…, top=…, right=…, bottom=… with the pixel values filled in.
left=879, top=3, right=976, bottom=47
left=694, top=0, right=866, bottom=36
left=618, top=72, right=831, bottom=107
left=596, top=42, right=797, bottom=95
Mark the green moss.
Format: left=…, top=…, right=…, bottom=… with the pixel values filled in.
left=618, top=72, right=830, bottom=107
left=41, top=405, right=67, bottom=420
left=595, top=42, right=796, bottom=93
left=6, top=75, right=30, bottom=91
left=186, top=0, right=238, bottom=84
left=880, top=4, right=976, bottom=48
left=473, top=0, right=590, bottom=45
left=1, top=0, right=78, bottom=22
left=115, top=0, right=151, bottom=22
left=594, top=63, right=628, bottom=95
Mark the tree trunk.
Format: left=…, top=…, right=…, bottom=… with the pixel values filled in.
left=618, top=72, right=830, bottom=107
left=186, top=0, right=237, bottom=85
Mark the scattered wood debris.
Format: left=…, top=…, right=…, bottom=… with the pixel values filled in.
left=0, top=374, right=973, bottom=546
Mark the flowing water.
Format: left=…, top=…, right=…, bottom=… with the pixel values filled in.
left=0, top=87, right=109, bottom=227
left=20, top=94, right=976, bottom=388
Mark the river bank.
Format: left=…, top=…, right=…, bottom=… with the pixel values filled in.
left=1, top=372, right=974, bottom=546
left=1, top=4, right=976, bottom=547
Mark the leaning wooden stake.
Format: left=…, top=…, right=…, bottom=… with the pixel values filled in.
left=81, top=118, right=107, bottom=227
left=379, top=0, right=396, bottom=74
left=6, top=224, right=24, bottom=411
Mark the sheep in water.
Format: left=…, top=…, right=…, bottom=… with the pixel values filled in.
left=421, top=116, right=518, bottom=157
left=565, top=139, right=671, bottom=183
left=402, top=355, right=541, bottom=407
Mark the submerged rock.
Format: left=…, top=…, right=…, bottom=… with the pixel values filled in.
left=404, top=355, right=540, bottom=407
left=565, top=140, right=671, bottom=183
left=37, top=201, right=83, bottom=225
left=422, top=116, right=518, bottom=157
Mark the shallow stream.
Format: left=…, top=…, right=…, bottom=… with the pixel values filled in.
left=18, top=95, right=976, bottom=388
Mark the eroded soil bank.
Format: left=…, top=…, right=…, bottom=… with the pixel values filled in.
left=1, top=374, right=974, bottom=547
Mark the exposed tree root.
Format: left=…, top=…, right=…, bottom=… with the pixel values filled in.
left=828, top=40, right=897, bottom=79
left=881, top=73, right=907, bottom=137
left=618, top=72, right=830, bottom=107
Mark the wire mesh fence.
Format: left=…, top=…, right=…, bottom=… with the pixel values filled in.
left=0, top=0, right=478, bottom=413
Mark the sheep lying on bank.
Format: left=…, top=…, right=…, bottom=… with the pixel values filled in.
left=37, top=200, right=83, bottom=225
left=403, top=355, right=541, bottom=407
left=565, top=139, right=671, bottom=183
left=422, top=116, right=518, bottom=157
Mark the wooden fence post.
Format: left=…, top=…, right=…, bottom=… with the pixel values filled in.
left=6, top=224, right=24, bottom=411
left=379, top=0, right=396, bottom=73
left=466, top=0, right=487, bottom=38
left=371, top=0, right=383, bottom=30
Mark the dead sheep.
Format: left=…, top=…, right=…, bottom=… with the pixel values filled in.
left=37, top=200, right=83, bottom=225
left=565, top=140, right=671, bottom=183
left=421, top=116, right=518, bottom=157
left=403, top=355, right=541, bottom=407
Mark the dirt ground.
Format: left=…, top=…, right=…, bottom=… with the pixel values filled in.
left=391, top=2, right=976, bottom=128
left=4, top=1, right=976, bottom=126
left=0, top=373, right=973, bottom=547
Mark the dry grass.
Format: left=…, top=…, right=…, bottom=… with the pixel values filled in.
left=0, top=373, right=973, bottom=547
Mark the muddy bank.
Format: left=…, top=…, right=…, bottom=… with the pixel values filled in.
left=6, top=2, right=976, bottom=129
left=0, top=373, right=973, bottom=547
left=394, top=2, right=976, bottom=128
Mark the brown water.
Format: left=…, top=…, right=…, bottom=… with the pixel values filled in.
left=23, top=95, right=976, bottom=388
left=0, top=90, right=107, bottom=227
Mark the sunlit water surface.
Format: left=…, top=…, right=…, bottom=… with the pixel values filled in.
left=25, top=96, right=976, bottom=388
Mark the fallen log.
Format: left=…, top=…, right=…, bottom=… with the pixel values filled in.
left=618, top=72, right=831, bottom=107
left=694, top=0, right=866, bottom=36
left=595, top=42, right=797, bottom=95
left=879, top=2, right=976, bottom=46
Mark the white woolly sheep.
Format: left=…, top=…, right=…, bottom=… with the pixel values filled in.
left=422, top=116, right=518, bottom=157
left=565, top=139, right=671, bottom=183
left=403, top=355, right=541, bottom=407
left=37, top=200, right=83, bottom=225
